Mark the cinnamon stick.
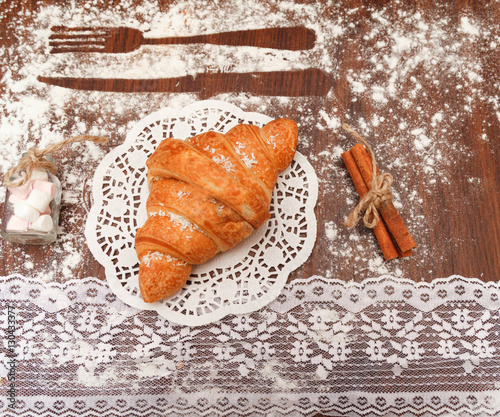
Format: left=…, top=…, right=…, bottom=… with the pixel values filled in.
left=350, top=144, right=417, bottom=254
left=341, top=149, right=400, bottom=261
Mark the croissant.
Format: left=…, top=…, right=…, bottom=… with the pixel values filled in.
left=135, top=118, right=298, bottom=303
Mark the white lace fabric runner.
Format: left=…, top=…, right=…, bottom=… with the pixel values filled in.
left=84, top=100, right=318, bottom=325
left=1, top=274, right=499, bottom=416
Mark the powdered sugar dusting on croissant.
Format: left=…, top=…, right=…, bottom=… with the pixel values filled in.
left=135, top=119, right=298, bottom=303
left=150, top=210, right=197, bottom=231
left=211, top=154, right=236, bottom=172
left=233, top=141, right=259, bottom=168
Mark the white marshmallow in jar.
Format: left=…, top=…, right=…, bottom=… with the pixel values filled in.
left=1, top=135, right=107, bottom=245
left=1, top=155, right=62, bottom=244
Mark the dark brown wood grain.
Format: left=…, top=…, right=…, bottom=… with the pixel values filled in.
left=48, top=25, right=316, bottom=53
left=0, top=3, right=498, bottom=417
left=37, top=68, right=331, bottom=97
left=0, top=0, right=499, bottom=294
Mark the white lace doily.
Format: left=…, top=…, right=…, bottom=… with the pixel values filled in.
left=85, top=100, right=318, bottom=325
left=1, top=274, right=499, bottom=416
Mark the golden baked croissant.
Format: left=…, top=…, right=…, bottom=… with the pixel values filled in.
left=135, top=118, right=298, bottom=303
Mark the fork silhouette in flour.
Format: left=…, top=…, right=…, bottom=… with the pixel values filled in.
left=48, top=25, right=316, bottom=54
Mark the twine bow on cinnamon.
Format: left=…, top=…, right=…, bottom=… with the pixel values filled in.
left=3, top=135, right=108, bottom=188
left=342, top=124, right=393, bottom=229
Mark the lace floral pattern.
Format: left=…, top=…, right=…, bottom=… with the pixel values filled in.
left=84, top=100, right=318, bottom=325
left=1, top=274, right=499, bottom=416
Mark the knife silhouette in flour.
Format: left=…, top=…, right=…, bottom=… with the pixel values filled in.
left=37, top=69, right=332, bottom=97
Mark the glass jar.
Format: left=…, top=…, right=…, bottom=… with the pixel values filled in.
left=1, top=156, right=62, bottom=244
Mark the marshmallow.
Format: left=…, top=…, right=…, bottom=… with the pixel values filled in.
left=8, top=193, right=51, bottom=214
left=26, top=188, right=52, bottom=213
left=5, top=215, right=29, bottom=231
left=32, top=215, right=54, bottom=232
left=8, top=180, right=33, bottom=200
left=33, top=180, right=57, bottom=199
left=14, top=201, right=40, bottom=223
left=30, top=168, right=49, bottom=181
left=8, top=193, right=25, bottom=206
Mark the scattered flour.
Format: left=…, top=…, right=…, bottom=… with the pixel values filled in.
left=0, top=0, right=497, bottom=282
left=324, top=221, right=338, bottom=241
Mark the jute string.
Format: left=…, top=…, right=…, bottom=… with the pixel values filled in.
left=342, top=124, right=394, bottom=229
left=4, top=135, right=108, bottom=188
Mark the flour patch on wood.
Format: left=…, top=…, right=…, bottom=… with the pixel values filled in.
left=0, top=0, right=497, bottom=282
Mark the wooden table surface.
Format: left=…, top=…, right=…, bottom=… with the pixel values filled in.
left=1, top=2, right=499, bottom=417
left=0, top=0, right=499, bottom=288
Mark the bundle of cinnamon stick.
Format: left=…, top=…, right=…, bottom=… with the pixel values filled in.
left=341, top=130, right=416, bottom=261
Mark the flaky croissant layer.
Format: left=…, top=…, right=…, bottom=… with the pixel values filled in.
left=135, top=118, right=298, bottom=303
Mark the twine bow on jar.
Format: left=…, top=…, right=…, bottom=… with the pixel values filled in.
left=3, top=135, right=108, bottom=187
